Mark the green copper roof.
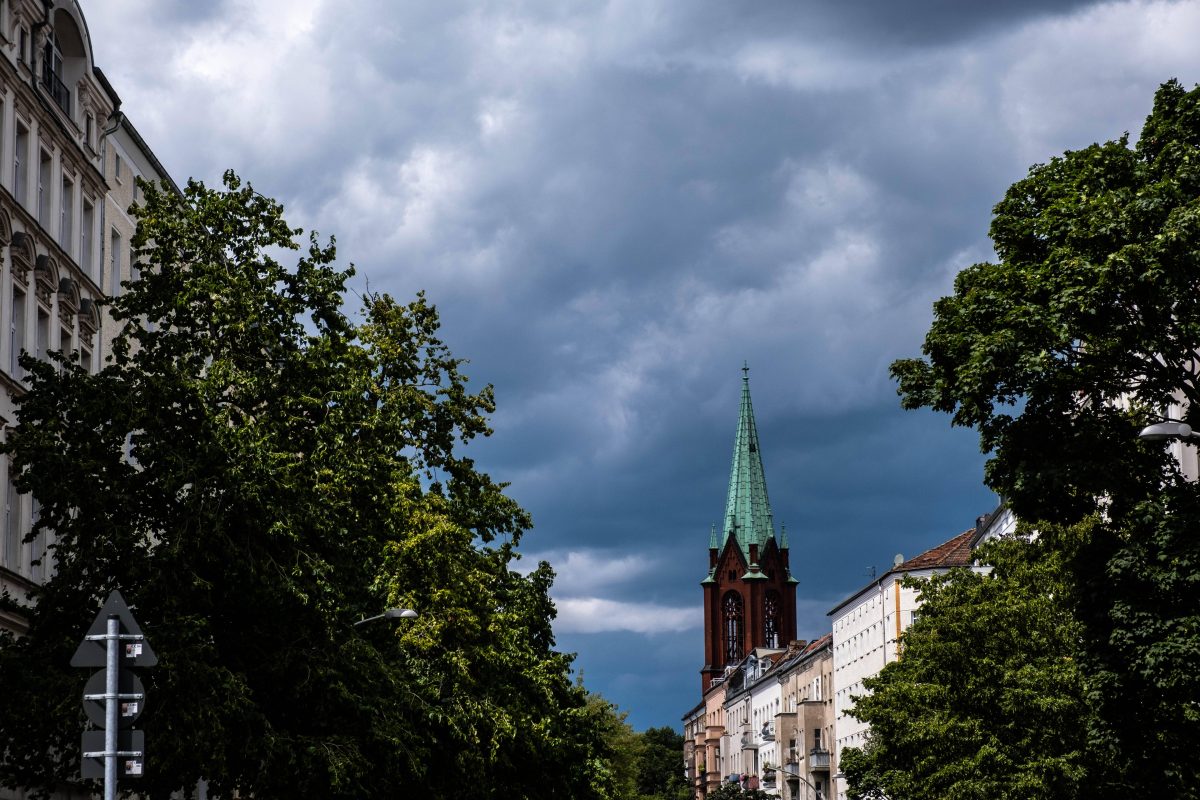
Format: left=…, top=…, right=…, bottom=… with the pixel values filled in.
left=722, top=366, right=776, bottom=560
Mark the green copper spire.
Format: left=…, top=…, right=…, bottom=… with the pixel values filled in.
left=722, top=365, right=775, bottom=559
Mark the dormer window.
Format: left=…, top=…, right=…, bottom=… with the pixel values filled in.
left=41, top=30, right=69, bottom=116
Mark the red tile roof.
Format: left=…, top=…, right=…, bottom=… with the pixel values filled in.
left=896, top=529, right=974, bottom=571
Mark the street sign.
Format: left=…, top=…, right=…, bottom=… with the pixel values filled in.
left=82, top=669, right=145, bottom=729
left=70, top=590, right=158, bottom=668
left=80, top=729, right=144, bottom=780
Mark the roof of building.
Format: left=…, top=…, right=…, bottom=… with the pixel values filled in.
left=826, top=528, right=976, bottom=617
left=895, top=529, right=974, bottom=570
left=720, top=366, right=777, bottom=560
left=773, top=634, right=832, bottom=673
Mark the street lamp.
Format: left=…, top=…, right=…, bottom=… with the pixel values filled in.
left=1138, top=420, right=1195, bottom=442
left=353, top=608, right=418, bottom=626
left=762, top=764, right=818, bottom=800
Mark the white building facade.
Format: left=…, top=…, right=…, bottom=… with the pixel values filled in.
left=828, top=529, right=977, bottom=800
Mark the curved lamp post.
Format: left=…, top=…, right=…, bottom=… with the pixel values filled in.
left=1139, top=420, right=1196, bottom=442
left=353, top=608, right=418, bottom=626
left=762, top=764, right=819, bottom=800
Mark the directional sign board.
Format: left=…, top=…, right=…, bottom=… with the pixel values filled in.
left=82, top=669, right=145, bottom=729
left=80, top=729, right=144, bottom=780
left=70, top=590, right=158, bottom=668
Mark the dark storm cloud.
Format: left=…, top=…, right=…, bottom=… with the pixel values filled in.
left=84, top=0, right=1200, bottom=728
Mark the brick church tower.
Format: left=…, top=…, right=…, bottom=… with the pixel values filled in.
left=700, top=368, right=798, bottom=692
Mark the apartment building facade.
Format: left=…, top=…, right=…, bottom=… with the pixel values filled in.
left=827, top=529, right=978, bottom=800
left=0, top=1, right=173, bottom=633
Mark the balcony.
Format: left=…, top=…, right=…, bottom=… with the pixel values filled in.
left=809, top=747, right=831, bottom=769
left=740, top=732, right=758, bottom=750
left=760, top=722, right=775, bottom=742
left=41, top=64, right=70, bottom=117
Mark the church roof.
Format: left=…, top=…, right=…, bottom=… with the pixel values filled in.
left=721, top=367, right=776, bottom=560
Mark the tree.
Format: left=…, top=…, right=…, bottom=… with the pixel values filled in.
left=0, top=171, right=605, bottom=799
left=635, top=726, right=688, bottom=800
left=891, top=79, right=1200, bottom=794
left=841, top=531, right=1097, bottom=799
left=579, top=693, right=642, bottom=800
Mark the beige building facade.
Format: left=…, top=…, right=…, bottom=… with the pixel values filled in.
left=772, top=635, right=833, bottom=800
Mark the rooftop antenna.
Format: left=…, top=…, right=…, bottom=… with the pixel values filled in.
left=893, top=554, right=904, bottom=568
left=866, top=565, right=876, bottom=580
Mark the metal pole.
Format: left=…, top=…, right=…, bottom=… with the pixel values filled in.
left=105, top=615, right=118, bottom=800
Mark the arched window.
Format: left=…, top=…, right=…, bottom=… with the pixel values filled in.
left=764, top=590, right=781, bottom=648
left=722, top=591, right=743, bottom=665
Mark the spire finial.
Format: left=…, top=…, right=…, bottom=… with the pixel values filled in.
left=742, top=361, right=749, bottom=381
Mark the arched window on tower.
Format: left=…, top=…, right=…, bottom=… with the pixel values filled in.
left=764, top=590, right=781, bottom=648
left=722, top=591, right=744, bottom=665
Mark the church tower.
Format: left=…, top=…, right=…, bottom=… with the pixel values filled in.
left=700, top=368, right=798, bottom=692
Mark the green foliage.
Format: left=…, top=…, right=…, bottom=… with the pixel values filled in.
left=0, top=171, right=604, bottom=799
left=891, top=79, right=1200, bottom=524
left=842, top=532, right=1097, bottom=799
left=635, top=726, right=687, bottom=800
left=704, top=782, right=771, bottom=800
left=890, top=79, right=1200, bottom=795
left=577, top=695, right=691, bottom=800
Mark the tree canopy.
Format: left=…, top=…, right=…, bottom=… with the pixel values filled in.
left=889, top=79, right=1200, bottom=795
left=841, top=532, right=1098, bottom=799
left=0, top=171, right=606, bottom=799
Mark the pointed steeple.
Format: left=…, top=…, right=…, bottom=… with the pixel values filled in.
left=722, top=364, right=775, bottom=560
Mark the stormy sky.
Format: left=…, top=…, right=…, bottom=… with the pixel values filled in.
left=87, top=0, right=1200, bottom=729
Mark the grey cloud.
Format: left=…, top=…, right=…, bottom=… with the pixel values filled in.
left=81, top=0, right=1200, bottom=729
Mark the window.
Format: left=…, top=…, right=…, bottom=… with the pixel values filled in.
left=114, top=152, right=122, bottom=183
left=722, top=591, right=744, bottom=665
left=108, top=228, right=121, bottom=296
left=9, top=286, right=23, bottom=375
left=80, top=344, right=91, bottom=374
left=59, top=323, right=71, bottom=370
left=37, top=148, right=51, bottom=227
left=60, top=174, right=73, bottom=250
left=35, top=306, right=48, bottom=361
left=17, top=26, right=25, bottom=65
left=3, top=465, right=17, bottom=569
left=81, top=199, right=94, bottom=277
left=13, top=121, right=26, bottom=205
left=29, top=499, right=44, bottom=583
left=764, top=590, right=781, bottom=648
left=85, top=114, right=94, bottom=151
left=40, top=30, right=68, bottom=116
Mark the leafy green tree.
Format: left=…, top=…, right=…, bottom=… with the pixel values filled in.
left=841, top=531, right=1098, bottom=799
left=891, top=79, right=1200, bottom=794
left=0, top=171, right=604, bottom=799
left=635, top=726, right=688, bottom=800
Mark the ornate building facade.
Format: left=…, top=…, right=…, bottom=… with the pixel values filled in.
left=0, top=0, right=174, bottom=640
